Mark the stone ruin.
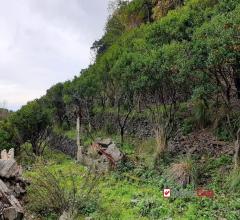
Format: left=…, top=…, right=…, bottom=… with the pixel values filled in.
left=77, top=138, right=123, bottom=172
left=0, top=148, right=27, bottom=220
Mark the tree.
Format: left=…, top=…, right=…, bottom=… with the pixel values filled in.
left=10, top=100, right=51, bottom=156
left=234, top=128, right=240, bottom=170
left=63, top=69, right=98, bottom=145
left=117, top=94, right=134, bottom=146
left=192, top=6, right=240, bottom=104
left=43, top=83, right=66, bottom=126
left=109, top=51, right=151, bottom=145
left=142, top=43, right=191, bottom=164
left=0, top=120, right=19, bottom=151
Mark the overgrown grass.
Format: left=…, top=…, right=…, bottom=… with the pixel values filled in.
left=22, top=119, right=240, bottom=219
left=22, top=144, right=240, bottom=220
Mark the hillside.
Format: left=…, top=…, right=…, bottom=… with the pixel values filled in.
left=0, top=0, right=240, bottom=219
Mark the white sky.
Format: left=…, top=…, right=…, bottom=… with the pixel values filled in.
left=0, top=0, right=109, bottom=110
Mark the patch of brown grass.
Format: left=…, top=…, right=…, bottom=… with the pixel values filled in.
left=169, top=160, right=196, bottom=187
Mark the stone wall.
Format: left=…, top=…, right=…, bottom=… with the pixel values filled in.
left=49, top=112, right=153, bottom=158
left=48, top=134, right=78, bottom=159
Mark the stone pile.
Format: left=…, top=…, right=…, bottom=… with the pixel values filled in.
left=0, top=149, right=27, bottom=220
left=169, top=130, right=234, bottom=158
left=77, top=138, right=123, bottom=172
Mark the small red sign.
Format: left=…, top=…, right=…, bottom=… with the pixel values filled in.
left=197, top=189, right=214, bottom=198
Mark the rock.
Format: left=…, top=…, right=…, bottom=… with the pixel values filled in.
left=0, top=149, right=27, bottom=220
left=59, top=211, right=73, bottom=220
left=2, top=206, right=23, bottom=220
left=1, top=149, right=15, bottom=160
left=131, top=199, right=139, bottom=204
left=2, top=207, right=18, bottom=220
left=96, top=138, right=112, bottom=147
left=8, top=149, right=15, bottom=160
left=0, top=179, right=10, bottom=193
left=0, top=180, right=24, bottom=219
left=0, top=160, right=19, bottom=178
left=13, top=183, right=26, bottom=198
left=77, top=138, right=124, bottom=172
left=1, top=149, right=8, bottom=160
left=105, top=144, right=123, bottom=162
left=17, top=166, right=23, bottom=176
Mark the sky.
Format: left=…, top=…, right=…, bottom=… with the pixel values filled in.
left=0, top=0, right=109, bottom=111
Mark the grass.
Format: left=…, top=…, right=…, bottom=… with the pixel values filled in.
left=21, top=123, right=240, bottom=220
left=23, top=144, right=240, bottom=220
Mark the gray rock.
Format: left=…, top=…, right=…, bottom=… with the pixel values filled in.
left=2, top=207, right=18, bottom=220
left=1, top=149, right=8, bottom=160
left=8, top=148, right=15, bottom=160
left=0, top=159, right=18, bottom=178
left=96, top=138, right=112, bottom=147
left=105, top=144, right=123, bottom=162
left=59, top=211, right=73, bottom=220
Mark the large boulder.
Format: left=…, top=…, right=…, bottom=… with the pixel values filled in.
left=105, top=144, right=123, bottom=162
left=77, top=138, right=124, bottom=173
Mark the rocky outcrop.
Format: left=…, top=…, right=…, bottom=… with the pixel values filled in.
left=0, top=149, right=27, bottom=220
left=77, top=138, right=124, bottom=173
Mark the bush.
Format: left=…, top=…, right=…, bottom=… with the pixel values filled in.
left=215, top=111, right=240, bottom=141
left=0, top=127, right=12, bottom=150
left=26, top=164, right=100, bottom=218
left=167, top=157, right=197, bottom=187
left=104, top=122, right=116, bottom=135
left=62, top=120, right=70, bottom=131
left=229, top=170, right=240, bottom=192
left=192, top=99, right=210, bottom=129
left=0, top=120, right=19, bottom=151
left=136, top=196, right=168, bottom=219
left=182, top=117, right=195, bottom=135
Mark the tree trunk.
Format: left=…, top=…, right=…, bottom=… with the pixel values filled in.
left=234, top=129, right=240, bottom=170
left=137, top=95, right=141, bottom=113
left=234, top=77, right=240, bottom=99
left=120, top=127, right=124, bottom=146
left=233, top=59, right=240, bottom=99
left=76, top=116, right=81, bottom=148
left=32, top=142, right=41, bottom=156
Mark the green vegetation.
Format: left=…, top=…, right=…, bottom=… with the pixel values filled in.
left=1, top=0, right=240, bottom=219
left=23, top=145, right=240, bottom=219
